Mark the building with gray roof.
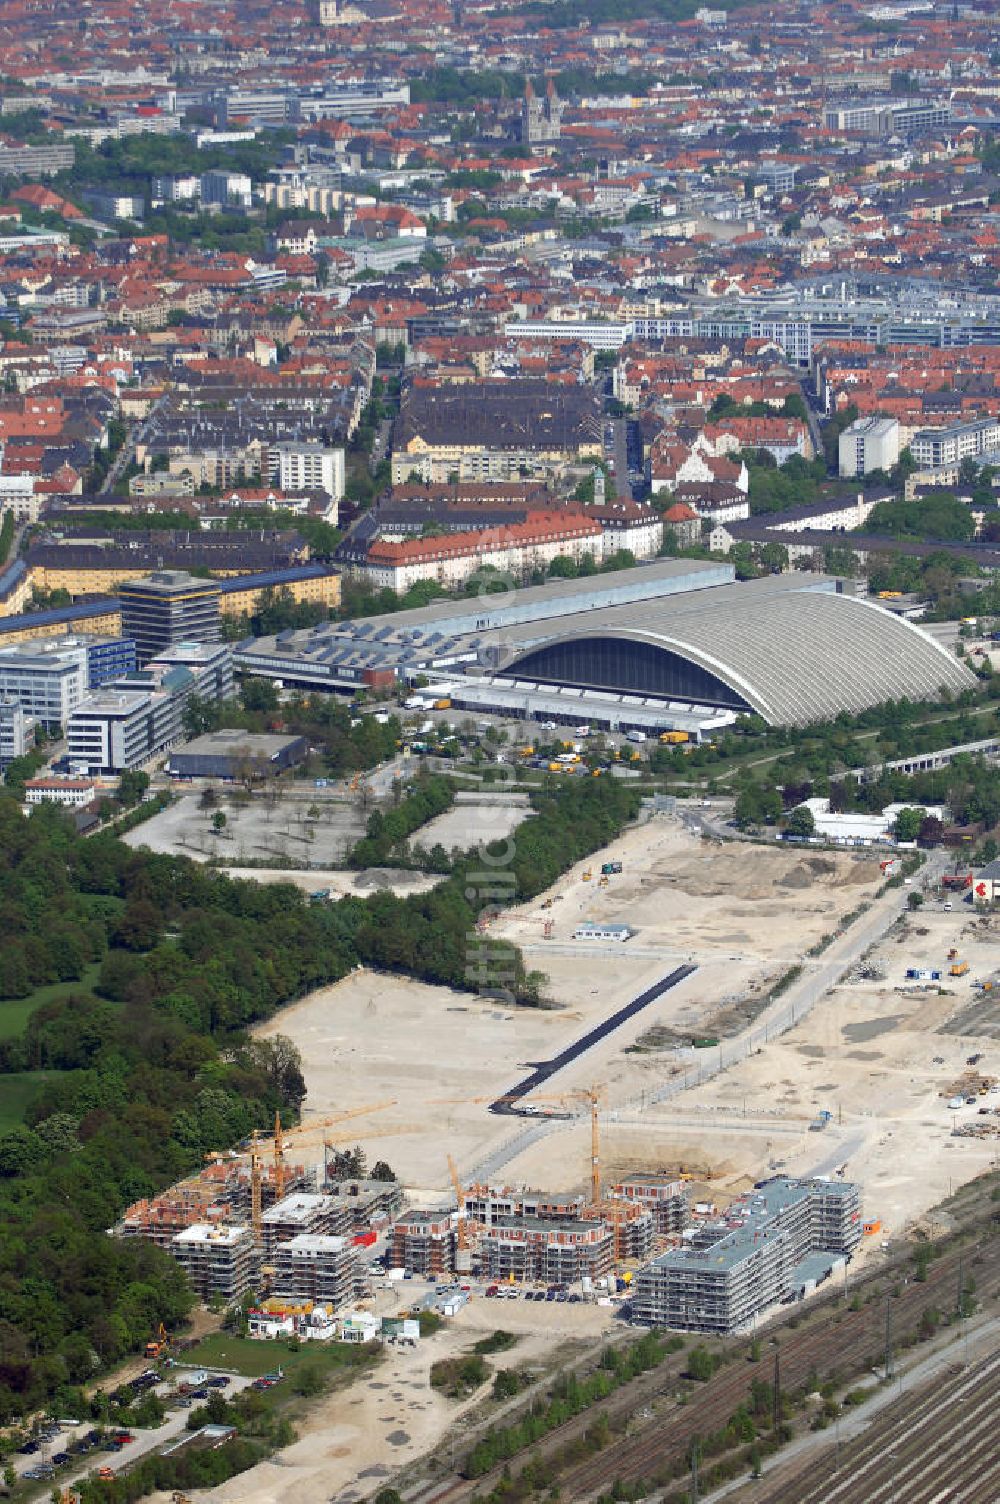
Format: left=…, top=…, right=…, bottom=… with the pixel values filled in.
left=233, top=563, right=974, bottom=730
left=631, top=1177, right=861, bottom=1334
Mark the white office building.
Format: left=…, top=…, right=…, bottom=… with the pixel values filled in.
left=145, top=641, right=234, bottom=703
left=0, top=640, right=88, bottom=728
left=67, top=687, right=183, bottom=774
left=503, top=319, right=634, bottom=351
left=270, top=443, right=344, bottom=511
left=0, top=696, right=33, bottom=767
left=838, top=416, right=900, bottom=477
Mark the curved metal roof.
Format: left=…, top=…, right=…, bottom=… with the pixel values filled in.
left=501, top=582, right=975, bottom=726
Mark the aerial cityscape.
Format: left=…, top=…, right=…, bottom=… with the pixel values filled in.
left=0, top=0, right=999, bottom=1500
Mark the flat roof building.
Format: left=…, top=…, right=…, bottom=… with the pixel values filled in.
left=170, top=1223, right=256, bottom=1304
left=146, top=641, right=234, bottom=704
left=270, top=1234, right=360, bottom=1311
left=481, top=1216, right=614, bottom=1285
left=119, top=570, right=221, bottom=665
left=166, top=728, right=307, bottom=781
left=838, top=417, right=900, bottom=478
left=0, top=638, right=89, bottom=728
left=0, top=697, right=33, bottom=768
left=67, top=686, right=183, bottom=774
left=391, top=1211, right=456, bottom=1276
left=631, top=1177, right=861, bottom=1334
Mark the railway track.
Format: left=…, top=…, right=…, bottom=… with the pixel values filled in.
left=408, top=1228, right=1000, bottom=1504
left=738, top=1347, right=1000, bottom=1504
left=561, top=1232, right=1000, bottom=1500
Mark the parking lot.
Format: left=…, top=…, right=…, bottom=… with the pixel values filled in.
left=11, top=1363, right=255, bottom=1492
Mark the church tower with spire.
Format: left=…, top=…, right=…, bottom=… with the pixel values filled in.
left=520, top=75, right=562, bottom=146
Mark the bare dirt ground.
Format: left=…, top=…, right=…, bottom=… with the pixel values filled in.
left=190, top=1293, right=616, bottom=1504
left=218, top=819, right=1000, bottom=1503
left=125, top=788, right=366, bottom=866
left=223, top=867, right=439, bottom=898
left=416, top=800, right=527, bottom=852
left=257, top=817, right=885, bottom=1193
left=500, top=898, right=1000, bottom=1259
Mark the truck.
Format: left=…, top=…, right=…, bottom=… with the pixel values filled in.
left=433, top=698, right=452, bottom=711
left=626, top=729, right=646, bottom=744
left=809, top=1110, right=833, bottom=1132
left=905, top=967, right=942, bottom=982
left=950, top=960, right=970, bottom=976
left=659, top=730, right=689, bottom=745
left=601, top=861, right=623, bottom=875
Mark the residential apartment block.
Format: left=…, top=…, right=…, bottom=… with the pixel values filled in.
left=391, top=1211, right=456, bottom=1276
left=270, top=1234, right=361, bottom=1310
left=631, top=1177, right=862, bottom=1334
left=838, top=417, right=901, bottom=478
left=910, top=419, right=1000, bottom=471
left=170, top=1224, right=257, bottom=1304
left=481, top=1216, right=614, bottom=1284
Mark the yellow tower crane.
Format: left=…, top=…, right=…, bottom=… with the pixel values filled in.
left=573, top=1084, right=606, bottom=1206
left=270, top=1101, right=398, bottom=1192
left=250, top=1130, right=263, bottom=1248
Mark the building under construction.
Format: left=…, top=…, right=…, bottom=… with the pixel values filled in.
left=117, top=1157, right=311, bottom=1250
left=261, top=1192, right=343, bottom=1262
left=460, top=1181, right=654, bottom=1269
left=323, top=1175, right=405, bottom=1234
left=631, top=1177, right=862, bottom=1334
left=481, top=1215, right=614, bottom=1284
left=611, top=1174, right=688, bottom=1236
left=391, top=1210, right=456, bottom=1275
left=170, top=1224, right=257, bottom=1303
left=270, top=1234, right=361, bottom=1310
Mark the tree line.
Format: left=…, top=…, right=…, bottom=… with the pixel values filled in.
left=0, top=763, right=643, bottom=1419
left=346, top=773, right=455, bottom=867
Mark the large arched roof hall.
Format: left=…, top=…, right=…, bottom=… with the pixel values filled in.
left=496, top=580, right=975, bottom=727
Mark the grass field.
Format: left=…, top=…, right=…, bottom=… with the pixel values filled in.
left=180, top=1332, right=379, bottom=1382
left=0, top=963, right=101, bottom=1042
left=0, top=1071, right=60, bottom=1132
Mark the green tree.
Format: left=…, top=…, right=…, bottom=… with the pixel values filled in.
left=785, top=804, right=816, bottom=838
left=892, top=806, right=924, bottom=842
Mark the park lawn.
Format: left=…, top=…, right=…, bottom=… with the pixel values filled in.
left=180, top=1331, right=379, bottom=1382
left=0, top=963, right=101, bottom=1041
left=0, top=1071, right=61, bottom=1132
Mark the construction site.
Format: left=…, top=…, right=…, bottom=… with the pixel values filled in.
left=107, top=812, right=1000, bottom=1504
left=243, top=812, right=1000, bottom=1280
left=115, top=1108, right=403, bottom=1309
